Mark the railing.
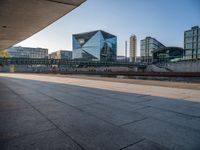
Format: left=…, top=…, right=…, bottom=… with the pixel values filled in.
left=0, top=57, right=146, bottom=68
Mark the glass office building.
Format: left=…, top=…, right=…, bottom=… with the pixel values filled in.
left=7, top=46, right=48, bottom=58
left=73, top=30, right=117, bottom=61
left=184, top=26, right=200, bottom=59
left=140, top=36, right=165, bottom=63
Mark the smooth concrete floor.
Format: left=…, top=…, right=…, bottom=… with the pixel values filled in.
left=0, top=73, right=200, bottom=150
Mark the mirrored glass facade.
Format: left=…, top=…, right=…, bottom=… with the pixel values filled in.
left=73, top=30, right=117, bottom=61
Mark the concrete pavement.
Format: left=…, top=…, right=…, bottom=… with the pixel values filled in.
left=0, top=73, right=200, bottom=150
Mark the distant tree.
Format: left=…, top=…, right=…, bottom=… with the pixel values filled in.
left=0, top=50, right=12, bottom=72
left=0, top=50, right=10, bottom=58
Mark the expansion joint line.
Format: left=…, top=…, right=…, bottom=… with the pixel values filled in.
left=119, top=139, right=145, bottom=150
left=3, top=81, right=86, bottom=150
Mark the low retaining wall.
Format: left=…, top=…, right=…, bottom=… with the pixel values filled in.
left=156, top=60, right=200, bottom=72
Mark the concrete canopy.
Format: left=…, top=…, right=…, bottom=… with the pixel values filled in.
left=0, top=0, right=86, bottom=50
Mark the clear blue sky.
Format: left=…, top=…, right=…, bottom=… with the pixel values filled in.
left=16, top=0, right=200, bottom=56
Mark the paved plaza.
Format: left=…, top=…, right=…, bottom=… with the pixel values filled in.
left=0, top=73, right=200, bottom=150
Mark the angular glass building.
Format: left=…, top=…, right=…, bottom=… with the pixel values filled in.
left=73, top=30, right=117, bottom=61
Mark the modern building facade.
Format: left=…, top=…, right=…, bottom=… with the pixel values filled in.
left=140, top=36, right=165, bottom=63
left=129, top=35, right=137, bottom=62
left=117, top=56, right=129, bottom=62
left=152, top=47, right=184, bottom=63
left=73, top=30, right=117, bottom=61
left=7, top=46, right=48, bottom=58
left=49, top=50, right=72, bottom=60
left=184, top=26, right=200, bottom=59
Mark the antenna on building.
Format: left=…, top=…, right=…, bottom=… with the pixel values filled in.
left=125, top=41, right=128, bottom=62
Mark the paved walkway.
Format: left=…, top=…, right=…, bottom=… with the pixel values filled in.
left=0, top=73, right=200, bottom=150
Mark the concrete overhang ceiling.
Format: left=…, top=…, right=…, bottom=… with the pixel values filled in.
left=0, top=0, right=86, bottom=50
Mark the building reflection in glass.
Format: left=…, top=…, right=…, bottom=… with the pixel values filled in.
left=73, top=30, right=117, bottom=62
